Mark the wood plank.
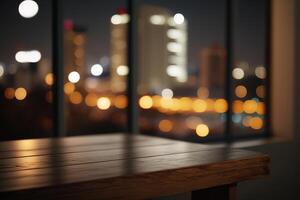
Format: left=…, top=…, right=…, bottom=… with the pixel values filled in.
left=0, top=133, right=161, bottom=152
left=0, top=134, right=270, bottom=200
left=0, top=148, right=269, bottom=191
left=0, top=137, right=177, bottom=159
left=0, top=154, right=268, bottom=200
left=0, top=142, right=212, bottom=172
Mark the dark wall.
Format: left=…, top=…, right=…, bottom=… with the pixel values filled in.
left=239, top=3, right=300, bottom=200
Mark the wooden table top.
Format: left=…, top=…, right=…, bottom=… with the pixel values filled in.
left=0, top=134, right=270, bottom=199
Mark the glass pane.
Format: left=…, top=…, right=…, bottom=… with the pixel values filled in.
left=0, top=0, right=53, bottom=140
left=231, top=0, right=268, bottom=136
left=135, top=0, right=227, bottom=142
left=63, top=0, right=128, bottom=136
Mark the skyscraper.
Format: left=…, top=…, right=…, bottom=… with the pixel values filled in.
left=64, top=20, right=87, bottom=86
left=199, top=44, right=226, bottom=97
left=138, top=5, right=188, bottom=94
left=110, top=10, right=129, bottom=93
left=109, top=6, right=188, bottom=94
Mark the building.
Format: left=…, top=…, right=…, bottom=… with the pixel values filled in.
left=64, top=20, right=87, bottom=86
left=199, top=44, right=226, bottom=97
left=110, top=9, right=129, bottom=93
left=110, top=6, right=188, bottom=94
left=138, top=5, right=188, bottom=94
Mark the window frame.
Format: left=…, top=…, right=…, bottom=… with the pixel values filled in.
left=50, top=0, right=271, bottom=142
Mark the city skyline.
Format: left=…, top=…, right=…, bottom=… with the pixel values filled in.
left=0, top=0, right=268, bottom=141
left=0, top=0, right=267, bottom=73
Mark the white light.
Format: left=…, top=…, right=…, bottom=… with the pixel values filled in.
left=232, top=68, right=245, bottom=80
left=116, top=65, right=129, bottom=76
left=90, top=64, right=103, bottom=76
left=161, top=88, right=173, bottom=99
left=167, top=29, right=183, bottom=39
left=68, top=71, right=80, bottom=83
left=167, top=42, right=182, bottom=53
left=18, top=0, right=39, bottom=18
left=255, top=66, right=266, bottom=79
left=111, top=14, right=129, bottom=25
left=111, top=14, right=122, bottom=24
left=149, top=15, right=166, bottom=25
left=15, top=50, right=41, bottom=63
left=0, top=64, right=4, bottom=77
left=166, top=65, right=182, bottom=77
left=173, top=13, right=184, bottom=25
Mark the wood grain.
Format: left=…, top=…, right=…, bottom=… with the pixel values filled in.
left=0, top=134, right=270, bottom=200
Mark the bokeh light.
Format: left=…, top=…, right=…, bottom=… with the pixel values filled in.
left=68, top=71, right=80, bottom=83
left=44, top=73, right=53, bottom=86
left=64, top=82, right=75, bottom=95
left=235, top=85, right=247, bottom=98
left=69, top=91, right=82, bottom=104
left=257, top=102, right=265, bottom=115
left=114, top=95, right=127, bottom=109
left=256, top=85, right=265, bottom=98
left=173, top=13, right=185, bottom=25
left=161, top=88, right=173, bottom=99
left=196, top=124, right=209, bottom=137
left=90, top=64, right=103, bottom=76
left=232, top=68, right=245, bottom=80
left=249, top=117, right=263, bottom=130
left=85, top=93, right=98, bottom=107
left=116, top=65, right=129, bottom=76
left=18, top=0, right=39, bottom=18
left=150, top=15, right=166, bottom=25
left=4, top=88, right=15, bottom=99
left=192, top=99, right=207, bottom=113
left=111, top=14, right=129, bottom=25
left=233, top=100, right=244, bottom=114
left=139, top=96, right=153, bottom=109
left=242, top=116, right=252, bottom=127
left=243, top=100, right=257, bottom=114
left=158, top=119, right=173, bottom=132
left=205, top=99, right=215, bottom=111
left=214, top=99, right=228, bottom=113
left=179, top=97, right=192, bottom=111
left=97, top=97, right=111, bottom=110
left=15, top=87, right=27, bottom=100
left=15, top=50, right=41, bottom=63
left=255, top=66, right=266, bottom=79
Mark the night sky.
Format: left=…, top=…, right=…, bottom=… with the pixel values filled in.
left=0, top=0, right=267, bottom=72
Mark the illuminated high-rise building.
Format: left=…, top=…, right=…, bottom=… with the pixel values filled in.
left=64, top=20, right=87, bottom=86
left=110, top=9, right=129, bottom=93
left=138, top=5, right=188, bottom=94
left=110, top=6, right=188, bottom=94
left=199, top=44, right=226, bottom=96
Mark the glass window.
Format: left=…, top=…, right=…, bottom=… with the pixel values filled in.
left=62, top=0, right=128, bottom=136
left=0, top=0, right=53, bottom=140
left=231, top=0, right=268, bottom=137
left=134, top=0, right=227, bottom=141
left=0, top=0, right=270, bottom=142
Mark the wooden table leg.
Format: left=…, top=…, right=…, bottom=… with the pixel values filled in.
left=191, top=184, right=237, bottom=200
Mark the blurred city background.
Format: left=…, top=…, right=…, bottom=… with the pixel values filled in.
left=0, top=0, right=268, bottom=141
